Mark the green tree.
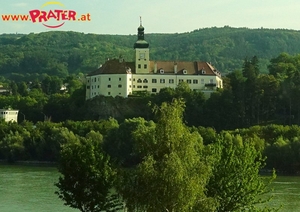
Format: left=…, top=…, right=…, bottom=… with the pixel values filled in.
left=9, top=81, right=18, bottom=95
left=104, top=117, right=154, bottom=167
left=119, top=99, right=214, bottom=212
left=243, top=56, right=261, bottom=126
left=0, top=128, right=30, bottom=162
left=207, top=133, right=276, bottom=212
left=56, top=131, right=118, bottom=212
left=17, top=81, right=29, bottom=96
left=44, top=93, right=70, bottom=122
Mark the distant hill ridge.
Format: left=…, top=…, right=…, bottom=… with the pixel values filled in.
left=1, top=26, right=300, bottom=79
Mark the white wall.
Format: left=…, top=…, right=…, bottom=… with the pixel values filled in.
left=0, top=109, right=19, bottom=122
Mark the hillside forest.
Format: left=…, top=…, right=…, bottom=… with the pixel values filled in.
left=1, top=26, right=300, bottom=81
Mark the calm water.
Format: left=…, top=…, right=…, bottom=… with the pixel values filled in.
left=0, top=165, right=299, bottom=212
left=0, top=164, right=77, bottom=212
left=266, top=176, right=300, bottom=211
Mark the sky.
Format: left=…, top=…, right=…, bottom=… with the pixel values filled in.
left=1, top=0, right=300, bottom=35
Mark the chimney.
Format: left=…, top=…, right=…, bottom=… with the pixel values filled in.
left=174, top=62, right=177, bottom=74
left=154, top=61, right=157, bottom=73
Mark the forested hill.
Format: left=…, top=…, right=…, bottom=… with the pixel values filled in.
left=1, top=26, right=300, bottom=80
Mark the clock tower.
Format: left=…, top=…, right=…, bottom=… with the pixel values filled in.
left=134, top=17, right=150, bottom=74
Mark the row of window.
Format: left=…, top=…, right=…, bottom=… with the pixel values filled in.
left=0, top=112, right=18, bottom=114
left=108, top=78, right=122, bottom=81
left=133, top=85, right=148, bottom=89
left=89, top=77, right=214, bottom=84
left=88, top=84, right=123, bottom=89
left=107, top=85, right=122, bottom=88
left=88, top=77, right=123, bottom=83
left=87, top=79, right=216, bottom=90
left=133, top=78, right=213, bottom=84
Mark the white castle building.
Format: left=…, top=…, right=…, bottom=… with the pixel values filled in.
left=86, top=20, right=222, bottom=100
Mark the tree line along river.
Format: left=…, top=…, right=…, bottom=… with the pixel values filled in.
left=0, top=164, right=299, bottom=212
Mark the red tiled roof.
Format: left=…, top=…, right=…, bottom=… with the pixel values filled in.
left=87, top=59, right=135, bottom=76
left=87, top=59, right=221, bottom=77
left=149, top=61, right=220, bottom=76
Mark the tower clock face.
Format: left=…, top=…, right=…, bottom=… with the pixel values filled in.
left=139, top=53, right=145, bottom=59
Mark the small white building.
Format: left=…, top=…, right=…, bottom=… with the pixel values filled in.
left=0, top=109, right=19, bottom=122
left=86, top=20, right=222, bottom=100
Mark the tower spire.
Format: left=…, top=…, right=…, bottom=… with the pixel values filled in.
left=134, top=17, right=149, bottom=48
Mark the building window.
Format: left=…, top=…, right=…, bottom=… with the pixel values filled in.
left=97, top=85, right=99, bottom=88
left=144, top=64, right=147, bottom=69
left=187, top=79, right=192, bottom=84
left=86, top=86, right=90, bottom=89
left=129, top=85, right=131, bottom=88
left=133, top=78, right=135, bottom=81
left=119, top=78, right=121, bottom=81
left=137, top=79, right=142, bottom=83
left=108, top=92, right=111, bottom=95
left=152, top=88, right=157, bottom=92
left=152, top=79, right=157, bottom=83
left=160, top=79, right=165, bottom=83
left=143, top=85, right=148, bottom=88
left=201, top=79, right=204, bottom=84
left=108, top=78, right=111, bottom=81
left=143, top=79, right=148, bottom=83
left=210, top=79, right=214, bottom=83
left=118, top=84, right=122, bottom=88
left=129, top=78, right=131, bottom=81
left=107, top=85, right=111, bottom=88
left=193, top=79, right=198, bottom=84
left=137, top=85, right=142, bottom=88
left=94, top=78, right=97, bottom=82
left=138, top=64, right=141, bottom=68
left=92, top=86, right=93, bottom=89
left=169, top=79, right=174, bottom=84
left=87, top=80, right=90, bottom=83
left=133, top=85, right=135, bottom=88
left=179, top=79, right=183, bottom=83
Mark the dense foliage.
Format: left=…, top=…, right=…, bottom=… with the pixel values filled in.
left=54, top=100, right=274, bottom=211
left=55, top=130, right=118, bottom=212
left=2, top=27, right=300, bottom=80
left=2, top=53, right=300, bottom=129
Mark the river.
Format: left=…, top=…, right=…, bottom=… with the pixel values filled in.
left=0, top=164, right=76, bottom=212
left=0, top=164, right=299, bottom=211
